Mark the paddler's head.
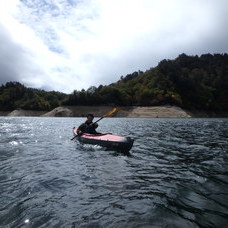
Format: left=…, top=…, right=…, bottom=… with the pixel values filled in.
left=86, top=113, right=94, bottom=123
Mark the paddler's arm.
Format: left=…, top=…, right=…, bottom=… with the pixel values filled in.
left=91, top=122, right=98, bottom=129
left=77, top=123, right=85, bottom=135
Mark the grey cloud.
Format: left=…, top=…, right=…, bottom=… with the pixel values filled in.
left=1, top=0, right=228, bottom=92
left=0, top=24, right=25, bottom=84
left=0, top=24, right=44, bottom=87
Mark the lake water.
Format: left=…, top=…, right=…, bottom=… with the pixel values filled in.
left=0, top=117, right=228, bottom=228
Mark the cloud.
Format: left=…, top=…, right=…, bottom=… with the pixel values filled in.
left=0, top=0, right=227, bottom=93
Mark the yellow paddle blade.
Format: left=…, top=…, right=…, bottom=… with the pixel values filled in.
left=102, top=108, right=117, bottom=118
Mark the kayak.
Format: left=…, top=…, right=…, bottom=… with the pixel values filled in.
left=72, top=127, right=134, bottom=152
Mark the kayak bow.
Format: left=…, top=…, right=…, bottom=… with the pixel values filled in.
left=72, top=127, right=134, bottom=152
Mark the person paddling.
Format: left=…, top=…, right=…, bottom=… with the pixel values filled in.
left=77, top=113, right=99, bottom=135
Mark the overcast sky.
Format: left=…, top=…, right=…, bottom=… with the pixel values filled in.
left=0, top=0, right=227, bottom=93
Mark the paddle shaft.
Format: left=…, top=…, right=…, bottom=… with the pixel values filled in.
left=91, top=108, right=117, bottom=125
left=71, top=135, right=78, bottom=140
left=92, top=117, right=103, bottom=125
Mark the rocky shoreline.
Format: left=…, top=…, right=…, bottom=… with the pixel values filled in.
left=1, top=106, right=227, bottom=118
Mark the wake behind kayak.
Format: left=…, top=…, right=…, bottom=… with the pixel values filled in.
left=72, top=127, right=134, bottom=152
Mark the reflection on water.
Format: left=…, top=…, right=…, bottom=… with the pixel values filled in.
left=0, top=117, right=228, bottom=227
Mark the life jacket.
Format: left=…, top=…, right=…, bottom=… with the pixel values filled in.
left=84, top=122, right=97, bottom=134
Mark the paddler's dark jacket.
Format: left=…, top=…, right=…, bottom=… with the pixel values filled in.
left=77, top=121, right=98, bottom=134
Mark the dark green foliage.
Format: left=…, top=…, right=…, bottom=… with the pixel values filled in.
left=1, top=54, right=228, bottom=111
left=64, top=53, right=228, bottom=110
left=0, top=82, right=68, bottom=111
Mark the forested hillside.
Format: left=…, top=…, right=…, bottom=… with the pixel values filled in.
left=0, top=82, right=67, bottom=111
left=65, top=53, right=228, bottom=111
left=1, top=53, right=228, bottom=111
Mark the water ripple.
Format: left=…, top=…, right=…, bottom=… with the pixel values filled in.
left=0, top=117, right=228, bottom=227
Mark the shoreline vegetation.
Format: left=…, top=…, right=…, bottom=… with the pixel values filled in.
left=0, top=106, right=227, bottom=118
left=1, top=54, right=227, bottom=117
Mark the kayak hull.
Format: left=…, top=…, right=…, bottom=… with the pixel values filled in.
left=73, top=128, right=134, bottom=152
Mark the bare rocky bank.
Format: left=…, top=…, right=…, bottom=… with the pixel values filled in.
left=3, top=106, right=191, bottom=117
left=6, top=109, right=46, bottom=117
left=2, top=106, right=227, bottom=118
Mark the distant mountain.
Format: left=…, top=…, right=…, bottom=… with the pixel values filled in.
left=64, top=53, right=228, bottom=111
left=1, top=53, right=228, bottom=111
left=0, top=81, right=67, bottom=111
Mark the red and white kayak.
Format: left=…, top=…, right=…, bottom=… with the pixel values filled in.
left=73, top=128, right=134, bottom=152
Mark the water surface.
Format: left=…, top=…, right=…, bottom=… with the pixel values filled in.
left=0, top=117, right=228, bottom=227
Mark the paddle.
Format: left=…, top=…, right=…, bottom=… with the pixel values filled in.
left=71, top=108, right=117, bottom=140
left=92, top=108, right=117, bottom=125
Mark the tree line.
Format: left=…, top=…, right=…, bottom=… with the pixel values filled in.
left=0, top=82, right=67, bottom=111
left=64, top=53, right=228, bottom=111
left=0, top=53, right=227, bottom=111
